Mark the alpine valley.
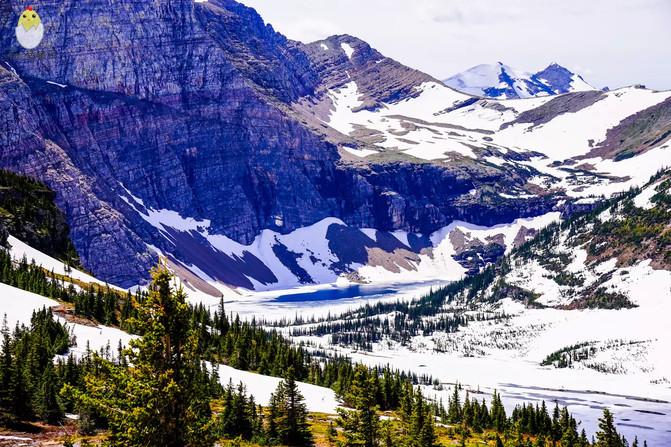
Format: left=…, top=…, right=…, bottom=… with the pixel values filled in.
left=0, top=0, right=670, bottom=446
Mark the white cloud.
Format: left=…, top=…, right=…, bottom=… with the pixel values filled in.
left=272, top=17, right=343, bottom=43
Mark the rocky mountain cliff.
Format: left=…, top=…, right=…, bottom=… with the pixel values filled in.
left=0, top=0, right=669, bottom=291
left=0, top=169, right=78, bottom=263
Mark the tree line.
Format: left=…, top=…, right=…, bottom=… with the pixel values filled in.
left=0, top=255, right=647, bottom=446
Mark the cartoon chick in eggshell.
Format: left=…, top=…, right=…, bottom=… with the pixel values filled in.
left=16, top=6, right=44, bottom=50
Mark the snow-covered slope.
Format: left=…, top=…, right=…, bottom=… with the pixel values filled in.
left=213, top=364, right=340, bottom=414
left=7, top=235, right=113, bottom=289
left=443, top=62, right=594, bottom=99
left=282, top=173, right=671, bottom=444
left=0, top=282, right=133, bottom=359
left=0, top=242, right=341, bottom=414
left=125, top=192, right=562, bottom=299
left=318, top=79, right=671, bottom=192
left=138, top=80, right=671, bottom=292
left=143, top=52, right=671, bottom=297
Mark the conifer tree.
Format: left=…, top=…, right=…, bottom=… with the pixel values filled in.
left=408, top=391, right=437, bottom=447
left=382, top=420, right=395, bottom=447
left=490, top=390, right=507, bottom=432
left=267, top=389, right=280, bottom=442
left=10, top=352, right=31, bottom=419
left=0, top=317, right=11, bottom=408
left=447, top=385, right=462, bottom=424
left=274, top=366, right=313, bottom=446
left=34, top=361, right=62, bottom=423
left=63, top=260, right=214, bottom=447
left=595, top=409, right=623, bottom=447
left=578, top=429, right=590, bottom=447
left=337, top=365, right=381, bottom=447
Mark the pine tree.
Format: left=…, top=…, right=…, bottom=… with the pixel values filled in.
left=216, top=381, right=254, bottom=440
left=578, top=429, right=590, bottom=447
left=551, top=402, right=561, bottom=443
left=490, top=390, right=507, bottom=432
left=275, top=366, right=313, bottom=446
left=595, top=409, right=623, bottom=447
left=382, top=420, right=395, bottom=447
left=337, top=365, right=380, bottom=447
left=0, top=317, right=11, bottom=408
left=63, top=260, right=214, bottom=447
left=10, top=353, right=31, bottom=419
left=267, top=389, right=280, bottom=442
left=447, top=385, right=462, bottom=424
left=409, top=391, right=436, bottom=447
left=34, top=361, right=62, bottom=423
left=462, top=392, right=473, bottom=426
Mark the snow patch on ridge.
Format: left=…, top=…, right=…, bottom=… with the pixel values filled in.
left=341, top=42, right=355, bottom=59
left=633, top=181, right=662, bottom=210
left=7, top=235, right=112, bottom=288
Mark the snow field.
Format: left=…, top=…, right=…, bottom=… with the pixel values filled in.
left=213, top=364, right=341, bottom=414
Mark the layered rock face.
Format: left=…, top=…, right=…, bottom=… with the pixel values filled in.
left=0, top=0, right=596, bottom=288
left=0, top=0, right=343, bottom=285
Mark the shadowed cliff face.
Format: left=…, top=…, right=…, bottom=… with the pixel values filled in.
left=0, top=0, right=561, bottom=287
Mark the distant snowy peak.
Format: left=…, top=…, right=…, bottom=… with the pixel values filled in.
left=534, top=62, right=594, bottom=94
left=444, top=62, right=594, bottom=99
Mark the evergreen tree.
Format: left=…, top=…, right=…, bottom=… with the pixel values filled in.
left=63, top=260, right=214, bottom=447
left=447, top=385, right=462, bottom=424
left=10, top=351, right=31, bottom=419
left=337, top=365, right=381, bottom=447
left=382, top=420, right=395, bottom=447
left=34, top=362, right=62, bottom=423
left=408, top=390, right=436, bottom=447
left=595, top=409, right=623, bottom=447
left=266, top=389, right=280, bottom=442
left=216, top=380, right=256, bottom=440
left=490, top=390, right=507, bottom=432
left=274, top=367, right=313, bottom=446
left=578, top=429, right=590, bottom=447
left=0, top=317, right=11, bottom=408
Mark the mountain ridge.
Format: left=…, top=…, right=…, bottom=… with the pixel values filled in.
left=1, top=0, right=670, bottom=291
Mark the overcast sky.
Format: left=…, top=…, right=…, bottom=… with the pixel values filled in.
left=239, top=0, right=671, bottom=91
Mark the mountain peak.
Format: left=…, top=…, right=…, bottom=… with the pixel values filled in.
left=444, top=62, right=594, bottom=99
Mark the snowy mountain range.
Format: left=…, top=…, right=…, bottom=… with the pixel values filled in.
left=443, top=62, right=595, bottom=99
left=1, top=0, right=670, bottom=300
left=1, top=0, right=671, bottom=442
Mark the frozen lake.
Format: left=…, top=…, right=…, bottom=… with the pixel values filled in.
left=213, top=279, right=450, bottom=321
left=193, top=279, right=671, bottom=444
